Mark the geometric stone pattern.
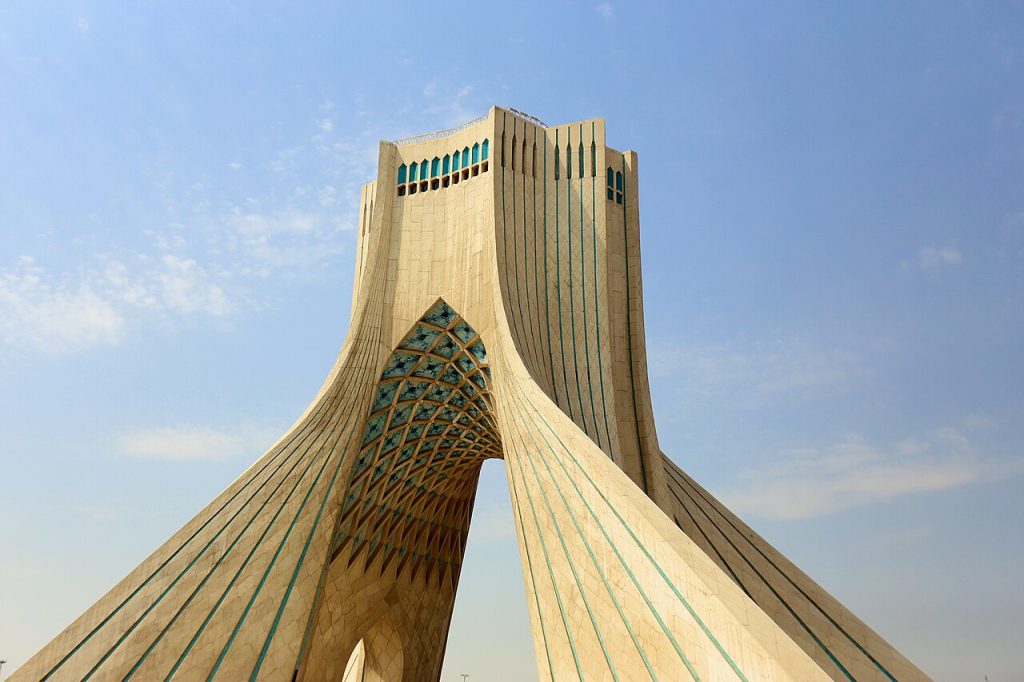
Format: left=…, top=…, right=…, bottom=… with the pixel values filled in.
left=11, top=106, right=930, bottom=681
left=331, top=299, right=499, bottom=589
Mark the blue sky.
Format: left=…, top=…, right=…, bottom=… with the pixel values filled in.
left=1, top=2, right=1022, bottom=679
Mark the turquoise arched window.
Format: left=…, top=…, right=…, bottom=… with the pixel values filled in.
left=481, top=139, right=489, bottom=161
left=410, top=162, right=418, bottom=183
left=555, top=145, right=560, bottom=180
left=453, top=149, right=460, bottom=170
left=431, top=157, right=440, bottom=178
left=463, top=146, right=470, bottom=169
left=398, top=164, right=407, bottom=184
left=566, top=144, right=572, bottom=179
left=578, top=142, right=585, bottom=178
left=472, top=143, right=480, bottom=164
left=591, top=141, right=597, bottom=177
left=421, top=160, right=429, bottom=180
left=615, top=170, right=623, bottom=204
left=443, top=155, right=450, bottom=175
left=607, top=167, right=614, bottom=200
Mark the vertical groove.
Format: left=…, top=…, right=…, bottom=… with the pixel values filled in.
left=591, top=122, right=614, bottom=457
left=578, top=123, right=600, bottom=450
left=620, top=156, right=649, bottom=495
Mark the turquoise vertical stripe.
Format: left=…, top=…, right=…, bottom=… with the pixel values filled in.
left=508, top=387, right=701, bottom=680
left=554, top=129, right=573, bottom=421
left=591, top=122, right=614, bottom=456
left=566, top=128, right=588, bottom=435
left=504, top=420, right=619, bottom=681
left=578, top=123, right=600, bottom=450
left=519, top=388, right=748, bottom=680
left=620, top=156, right=649, bottom=495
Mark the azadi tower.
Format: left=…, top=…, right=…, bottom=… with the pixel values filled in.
left=13, top=107, right=929, bottom=681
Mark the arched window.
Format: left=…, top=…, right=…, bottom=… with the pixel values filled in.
left=615, top=170, right=623, bottom=204
left=606, top=167, right=614, bottom=200
left=591, top=141, right=597, bottom=177
left=522, top=137, right=528, bottom=176
left=397, top=164, right=407, bottom=184
left=453, top=149, right=460, bottom=171
left=421, top=160, right=429, bottom=181
left=410, top=161, right=418, bottom=183
left=555, top=145, right=560, bottom=180
left=472, top=143, right=480, bottom=164
left=578, top=142, right=585, bottom=178
left=511, top=134, right=517, bottom=170
left=443, top=155, right=450, bottom=175
left=463, top=146, right=470, bottom=169
left=481, top=139, right=489, bottom=161
left=431, top=157, right=440, bottom=178
left=566, top=143, right=572, bottom=180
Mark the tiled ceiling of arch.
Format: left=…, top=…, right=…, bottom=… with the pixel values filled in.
left=330, top=300, right=501, bottom=587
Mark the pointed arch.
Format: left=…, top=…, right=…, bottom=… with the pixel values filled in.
left=397, top=164, right=407, bottom=185
left=481, top=138, right=489, bottom=161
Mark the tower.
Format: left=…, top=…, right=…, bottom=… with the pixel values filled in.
left=12, top=107, right=929, bottom=681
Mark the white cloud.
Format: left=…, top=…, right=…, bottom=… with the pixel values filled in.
left=595, top=2, right=614, bottom=21
left=902, top=245, right=962, bottom=270
left=153, top=255, right=232, bottom=316
left=0, top=256, right=124, bottom=354
left=0, top=253, right=235, bottom=355
left=648, top=335, right=862, bottom=401
left=721, top=427, right=1023, bottom=520
left=116, top=423, right=279, bottom=461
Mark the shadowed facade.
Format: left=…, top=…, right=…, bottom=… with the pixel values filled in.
left=13, top=107, right=930, bottom=681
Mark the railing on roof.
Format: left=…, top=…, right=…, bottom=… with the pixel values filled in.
left=391, top=114, right=488, bottom=146
left=390, top=107, right=549, bottom=146
left=506, top=107, right=548, bottom=128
